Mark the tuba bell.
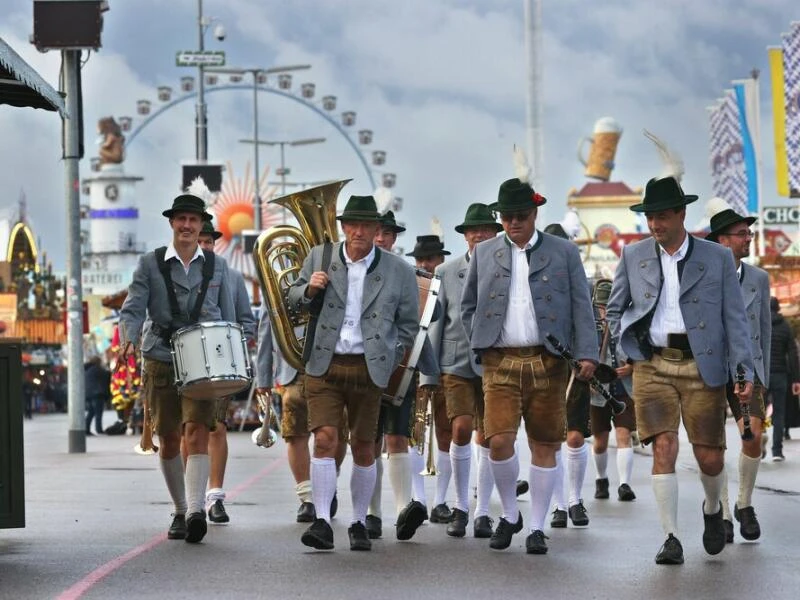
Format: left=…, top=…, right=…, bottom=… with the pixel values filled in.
left=252, top=179, right=350, bottom=370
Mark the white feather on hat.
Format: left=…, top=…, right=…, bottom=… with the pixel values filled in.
left=186, top=176, right=214, bottom=205
left=513, top=144, right=531, bottom=184
left=431, top=217, right=443, bottom=242
left=705, top=196, right=733, bottom=219
left=559, top=209, right=583, bottom=239
left=643, top=129, right=685, bottom=182
left=374, top=187, right=393, bottom=215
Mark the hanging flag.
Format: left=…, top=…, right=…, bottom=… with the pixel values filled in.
left=733, top=80, right=759, bottom=213
left=768, top=46, right=791, bottom=197
left=707, top=91, right=748, bottom=216
left=782, top=22, right=800, bottom=197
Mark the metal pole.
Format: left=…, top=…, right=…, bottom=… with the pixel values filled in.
left=196, top=0, right=208, bottom=161
left=62, top=49, right=85, bottom=453
left=253, top=71, right=261, bottom=230
left=280, top=142, right=287, bottom=196
left=752, top=69, right=766, bottom=258
left=523, top=0, right=545, bottom=220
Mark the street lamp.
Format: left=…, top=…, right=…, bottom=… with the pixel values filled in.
left=206, top=64, right=311, bottom=230
left=240, top=136, right=327, bottom=222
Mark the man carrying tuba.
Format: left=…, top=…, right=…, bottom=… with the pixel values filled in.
left=288, top=195, right=419, bottom=552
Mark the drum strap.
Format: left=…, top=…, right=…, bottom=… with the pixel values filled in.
left=301, top=242, right=333, bottom=364
left=154, top=247, right=216, bottom=342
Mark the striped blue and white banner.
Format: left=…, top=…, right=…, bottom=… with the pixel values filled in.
left=783, top=23, right=800, bottom=194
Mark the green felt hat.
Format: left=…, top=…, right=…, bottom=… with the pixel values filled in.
left=455, top=203, right=503, bottom=234
left=379, top=210, right=406, bottom=233
left=629, top=176, right=698, bottom=213
left=705, top=209, right=757, bottom=242
left=162, top=194, right=213, bottom=221
left=200, top=220, right=223, bottom=240
left=336, top=195, right=382, bottom=222
left=489, top=178, right=547, bottom=213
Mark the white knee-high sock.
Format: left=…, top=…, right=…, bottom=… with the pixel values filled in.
left=160, top=455, right=187, bottom=515
left=474, top=446, right=494, bottom=518
left=296, top=479, right=312, bottom=504
left=185, top=454, right=210, bottom=515
left=450, top=442, right=472, bottom=512
left=720, top=467, right=732, bottom=520
left=434, top=449, right=452, bottom=506
left=552, top=448, right=567, bottom=510
left=567, top=443, right=588, bottom=506
left=700, top=471, right=724, bottom=515
left=351, top=463, right=377, bottom=526
left=388, top=453, right=412, bottom=517
left=593, top=447, right=609, bottom=479
left=652, top=473, right=679, bottom=537
left=368, top=456, right=383, bottom=518
left=410, top=450, right=427, bottom=504
left=737, top=453, right=760, bottom=509
left=529, top=464, right=558, bottom=532
left=489, top=454, right=520, bottom=522
left=616, top=447, right=634, bottom=485
left=311, top=456, right=337, bottom=523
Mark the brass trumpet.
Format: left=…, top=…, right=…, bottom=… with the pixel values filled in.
left=251, top=388, right=279, bottom=448
left=413, top=385, right=437, bottom=476
left=134, top=397, right=158, bottom=455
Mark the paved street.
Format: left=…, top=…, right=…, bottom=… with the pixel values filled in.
left=2, top=411, right=799, bottom=600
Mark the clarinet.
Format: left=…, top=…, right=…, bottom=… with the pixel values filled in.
left=736, top=363, right=754, bottom=441
left=545, top=333, right=626, bottom=415
left=606, top=326, right=626, bottom=399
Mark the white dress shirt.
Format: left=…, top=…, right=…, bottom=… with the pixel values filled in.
left=497, top=231, right=542, bottom=347
left=334, top=243, right=376, bottom=354
left=649, top=233, right=689, bottom=347
left=164, top=242, right=204, bottom=275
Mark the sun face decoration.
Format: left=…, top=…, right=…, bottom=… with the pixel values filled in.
left=210, top=161, right=283, bottom=277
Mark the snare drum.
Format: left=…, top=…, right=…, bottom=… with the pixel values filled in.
left=171, top=321, right=252, bottom=400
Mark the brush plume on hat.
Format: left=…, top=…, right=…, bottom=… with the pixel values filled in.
left=643, top=129, right=685, bottom=182
left=705, top=196, right=732, bottom=219
left=374, top=187, right=393, bottom=216
left=513, top=144, right=531, bottom=184
left=431, top=217, right=443, bottom=242
left=186, top=176, right=214, bottom=207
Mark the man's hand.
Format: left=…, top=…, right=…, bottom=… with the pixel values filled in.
left=304, top=270, right=329, bottom=298
left=735, top=380, right=754, bottom=404
left=575, top=360, right=596, bottom=381
left=615, top=363, right=633, bottom=378
left=792, top=382, right=800, bottom=396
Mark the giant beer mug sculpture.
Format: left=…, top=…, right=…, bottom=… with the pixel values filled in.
left=578, top=117, right=622, bottom=181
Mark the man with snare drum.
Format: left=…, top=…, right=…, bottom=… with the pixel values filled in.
left=119, top=187, right=237, bottom=545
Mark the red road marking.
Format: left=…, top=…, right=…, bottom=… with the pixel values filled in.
left=56, top=457, right=286, bottom=600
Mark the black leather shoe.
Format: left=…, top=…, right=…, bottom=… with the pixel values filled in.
left=618, top=484, right=636, bottom=502
left=446, top=508, right=468, bottom=538
left=208, top=499, right=230, bottom=524
left=396, top=500, right=427, bottom=541
left=296, top=502, right=316, bottom=523
left=167, top=514, right=187, bottom=540
left=365, top=514, right=383, bottom=539
left=734, top=504, right=761, bottom=541
left=301, top=518, right=334, bottom=550
left=550, top=508, right=568, bottom=528
left=185, top=512, right=207, bottom=544
left=568, top=501, right=589, bottom=526
left=348, top=521, right=372, bottom=551
left=525, top=529, right=549, bottom=554
left=489, top=513, right=523, bottom=550
left=515, top=480, right=529, bottom=497
left=330, top=493, right=338, bottom=519
left=595, top=477, right=610, bottom=499
left=702, top=502, right=726, bottom=555
left=473, top=515, right=494, bottom=538
left=429, top=503, right=453, bottom=524
left=655, top=534, right=684, bottom=565
left=723, top=519, right=734, bottom=543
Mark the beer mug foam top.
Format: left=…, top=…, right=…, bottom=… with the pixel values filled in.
left=578, top=117, right=623, bottom=182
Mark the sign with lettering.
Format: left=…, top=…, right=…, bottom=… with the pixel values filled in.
left=762, top=206, right=799, bottom=225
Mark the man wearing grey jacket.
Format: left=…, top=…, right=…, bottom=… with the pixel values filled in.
left=607, top=176, right=754, bottom=565
left=288, top=194, right=419, bottom=551
left=462, top=177, right=598, bottom=555
left=119, top=192, right=236, bottom=545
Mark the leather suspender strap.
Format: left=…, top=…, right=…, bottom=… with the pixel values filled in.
left=154, top=247, right=216, bottom=341
left=301, top=242, right=333, bottom=364
left=189, top=249, right=215, bottom=322
left=155, top=246, right=181, bottom=321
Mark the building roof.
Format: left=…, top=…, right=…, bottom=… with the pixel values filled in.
left=571, top=181, right=639, bottom=198
left=0, top=37, right=65, bottom=116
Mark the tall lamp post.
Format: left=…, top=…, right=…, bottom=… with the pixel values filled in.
left=239, top=137, right=327, bottom=221
left=206, top=65, right=310, bottom=229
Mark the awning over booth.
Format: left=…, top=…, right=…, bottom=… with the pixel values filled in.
left=0, top=37, right=65, bottom=116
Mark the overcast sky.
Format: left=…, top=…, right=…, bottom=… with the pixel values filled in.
left=1, top=0, right=797, bottom=270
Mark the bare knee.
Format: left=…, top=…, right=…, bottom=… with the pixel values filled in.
left=313, top=427, right=337, bottom=457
